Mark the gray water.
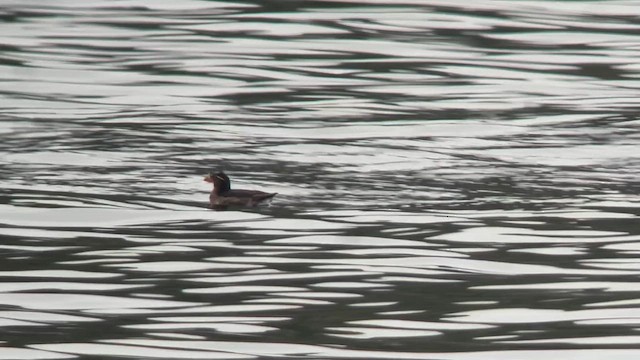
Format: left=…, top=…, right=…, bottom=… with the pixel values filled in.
left=2, top=0, right=640, bottom=359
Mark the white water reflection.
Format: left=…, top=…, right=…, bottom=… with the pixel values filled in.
left=433, top=226, right=633, bottom=244
left=126, top=322, right=278, bottom=334
left=32, top=339, right=640, bottom=359
left=474, top=281, right=640, bottom=292
left=0, top=348, right=74, bottom=360
left=34, top=342, right=253, bottom=359
left=0, top=206, right=266, bottom=226
left=0, top=293, right=200, bottom=311
left=0, top=311, right=98, bottom=323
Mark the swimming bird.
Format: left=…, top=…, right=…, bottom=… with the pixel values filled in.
left=204, top=171, right=276, bottom=210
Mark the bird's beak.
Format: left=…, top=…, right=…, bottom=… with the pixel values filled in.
left=204, top=174, right=213, bottom=183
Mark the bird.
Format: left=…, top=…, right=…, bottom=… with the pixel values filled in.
left=204, top=171, right=276, bottom=210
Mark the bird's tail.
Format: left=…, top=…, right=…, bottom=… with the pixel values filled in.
left=260, top=192, right=277, bottom=201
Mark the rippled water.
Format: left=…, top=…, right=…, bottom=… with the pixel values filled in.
left=2, top=0, right=640, bottom=359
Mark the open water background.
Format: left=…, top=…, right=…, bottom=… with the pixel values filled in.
left=2, top=0, right=640, bottom=359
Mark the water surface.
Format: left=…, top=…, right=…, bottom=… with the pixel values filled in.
left=2, top=0, right=640, bottom=359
